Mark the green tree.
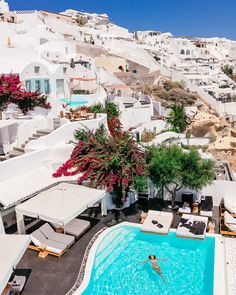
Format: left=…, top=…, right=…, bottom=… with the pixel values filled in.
left=166, top=105, right=188, bottom=133
left=222, top=65, right=234, bottom=78
left=147, top=145, right=215, bottom=208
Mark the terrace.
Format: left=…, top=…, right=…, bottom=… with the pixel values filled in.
left=12, top=197, right=221, bottom=295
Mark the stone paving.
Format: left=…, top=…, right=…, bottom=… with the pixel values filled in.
left=225, top=237, right=236, bottom=295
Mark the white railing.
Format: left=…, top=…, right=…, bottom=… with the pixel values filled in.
left=15, top=10, right=37, bottom=15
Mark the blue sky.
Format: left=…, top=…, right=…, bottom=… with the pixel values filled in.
left=7, top=0, right=236, bottom=40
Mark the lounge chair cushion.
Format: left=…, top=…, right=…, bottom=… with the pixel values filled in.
left=44, top=239, right=67, bottom=254
left=224, top=211, right=236, bottom=232
left=141, top=210, right=173, bottom=234
left=224, top=195, right=236, bottom=215
left=40, top=223, right=75, bottom=247
left=64, top=219, right=90, bottom=238
left=52, top=219, right=90, bottom=238
left=176, top=214, right=208, bottom=239
left=200, top=196, right=213, bottom=217
left=30, top=230, right=47, bottom=247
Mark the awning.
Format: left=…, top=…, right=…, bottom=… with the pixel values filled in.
left=0, top=234, right=30, bottom=294
left=70, top=77, right=97, bottom=81
left=0, top=166, right=79, bottom=209
left=16, top=183, right=106, bottom=233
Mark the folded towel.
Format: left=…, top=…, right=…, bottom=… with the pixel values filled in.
left=186, top=216, right=195, bottom=225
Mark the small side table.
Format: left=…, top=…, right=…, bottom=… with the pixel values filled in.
left=38, top=244, right=47, bottom=258
left=192, top=202, right=199, bottom=215
left=208, top=221, right=216, bottom=234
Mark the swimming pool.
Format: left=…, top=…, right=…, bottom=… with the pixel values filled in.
left=60, top=96, right=88, bottom=108
left=82, top=225, right=215, bottom=295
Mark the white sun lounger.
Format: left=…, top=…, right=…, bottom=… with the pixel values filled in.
left=176, top=214, right=208, bottom=239
left=39, top=223, right=75, bottom=247
left=141, top=210, right=173, bottom=234
left=224, top=211, right=236, bottom=232
left=30, top=229, right=67, bottom=256
left=224, top=195, right=236, bottom=215
left=52, top=218, right=91, bottom=239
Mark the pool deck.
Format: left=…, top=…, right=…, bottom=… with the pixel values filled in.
left=17, top=199, right=221, bottom=295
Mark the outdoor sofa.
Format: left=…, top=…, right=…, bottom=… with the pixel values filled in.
left=141, top=210, right=173, bottom=235
left=176, top=214, right=208, bottom=239
left=51, top=218, right=91, bottom=239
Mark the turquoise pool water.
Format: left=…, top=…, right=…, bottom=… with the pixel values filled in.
left=60, top=97, right=88, bottom=108
left=83, top=226, right=215, bottom=295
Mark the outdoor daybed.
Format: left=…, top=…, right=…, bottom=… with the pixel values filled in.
left=141, top=210, right=173, bottom=234
left=52, top=218, right=91, bottom=239
left=220, top=211, right=236, bottom=236
left=29, top=223, right=75, bottom=258
left=176, top=214, right=208, bottom=239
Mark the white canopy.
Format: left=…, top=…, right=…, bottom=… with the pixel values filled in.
left=0, top=234, right=30, bottom=294
left=16, top=183, right=106, bottom=234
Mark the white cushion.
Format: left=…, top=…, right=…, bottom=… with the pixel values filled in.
left=40, top=223, right=54, bottom=236
left=31, top=229, right=47, bottom=246
left=178, top=207, right=191, bottom=214
left=52, top=219, right=90, bottom=238
left=141, top=212, right=173, bottom=234
left=45, top=239, right=67, bottom=254
left=224, top=211, right=236, bottom=232
left=224, top=195, right=236, bottom=214
left=200, top=210, right=213, bottom=217
left=176, top=214, right=208, bottom=239
left=40, top=223, right=75, bottom=246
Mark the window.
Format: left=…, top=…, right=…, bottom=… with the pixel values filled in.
left=44, top=80, right=50, bottom=94
left=34, top=66, right=40, bottom=74
left=35, top=80, right=41, bottom=91
left=56, top=79, right=65, bottom=98
left=63, top=67, right=67, bottom=74
left=25, top=80, right=31, bottom=91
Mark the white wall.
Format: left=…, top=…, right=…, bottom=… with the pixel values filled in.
left=203, top=180, right=236, bottom=206
left=120, top=105, right=153, bottom=129
left=25, top=114, right=108, bottom=152
left=17, top=118, right=53, bottom=147
left=132, top=120, right=166, bottom=135
left=223, top=102, right=236, bottom=116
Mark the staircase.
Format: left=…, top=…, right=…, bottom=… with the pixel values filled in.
left=6, top=129, right=53, bottom=160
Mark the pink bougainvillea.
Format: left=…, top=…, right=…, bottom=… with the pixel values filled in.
left=0, top=74, right=50, bottom=114
left=53, top=117, right=147, bottom=206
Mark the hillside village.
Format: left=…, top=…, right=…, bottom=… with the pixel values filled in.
left=1, top=0, right=236, bottom=171
left=2, top=1, right=236, bottom=295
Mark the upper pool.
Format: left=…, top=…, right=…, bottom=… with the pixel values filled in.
left=60, top=95, right=89, bottom=108
left=82, top=225, right=215, bottom=295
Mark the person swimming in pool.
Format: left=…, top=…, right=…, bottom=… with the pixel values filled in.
left=141, top=255, right=168, bottom=283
